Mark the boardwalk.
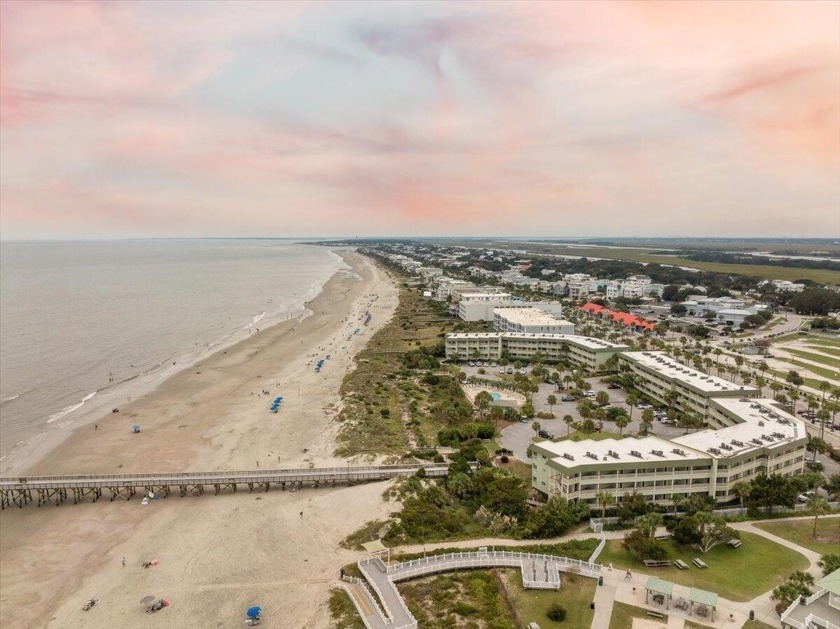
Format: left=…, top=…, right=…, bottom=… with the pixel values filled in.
left=344, top=551, right=602, bottom=629
left=0, top=463, right=451, bottom=509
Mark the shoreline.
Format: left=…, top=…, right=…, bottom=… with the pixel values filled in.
left=0, top=247, right=346, bottom=477
left=0, top=248, right=401, bottom=628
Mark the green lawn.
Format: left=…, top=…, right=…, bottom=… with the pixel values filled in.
left=741, top=620, right=778, bottom=629
left=595, top=531, right=809, bottom=601
left=755, top=517, right=840, bottom=555
left=778, top=357, right=840, bottom=383
left=785, top=348, right=840, bottom=369
left=806, top=344, right=840, bottom=359
left=503, top=569, right=597, bottom=629
left=608, top=601, right=667, bottom=629
left=805, top=336, right=840, bottom=349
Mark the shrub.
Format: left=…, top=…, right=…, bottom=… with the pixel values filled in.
left=380, top=408, right=390, bottom=418
left=500, top=455, right=509, bottom=463
left=547, top=604, right=567, bottom=621
left=452, top=603, right=477, bottom=617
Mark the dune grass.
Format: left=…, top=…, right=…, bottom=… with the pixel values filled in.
left=806, top=345, right=840, bottom=359
left=595, top=531, right=809, bottom=602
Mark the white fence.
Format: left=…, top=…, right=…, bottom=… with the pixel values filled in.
left=337, top=581, right=377, bottom=629
left=388, top=550, right=602, bottom=581
left=588, top=534, right=607, bottom=563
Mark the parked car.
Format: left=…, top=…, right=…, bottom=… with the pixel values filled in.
left=797, top=491, right=815, bottom=503
left=561, top=395, right=576, bottom=402
left=636, top=403, right=652, bottom=409
left=584, top=391, right=596, bottom=398
left=538, top=430, right=554, bottom=439
left=607, top=383, right=621, bottom=390
left=805, top=460, right=824, bottom=471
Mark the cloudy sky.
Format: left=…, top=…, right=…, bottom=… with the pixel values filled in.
left=1, top=0, right=838, bottom=239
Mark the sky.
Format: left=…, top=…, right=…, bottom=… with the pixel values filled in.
left=1, top=0, right=839, bottom=240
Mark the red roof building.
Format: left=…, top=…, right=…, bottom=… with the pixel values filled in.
left=580, top=302, right=655, bottom=332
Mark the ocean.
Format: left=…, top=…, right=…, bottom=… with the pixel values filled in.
left=0, top=240, right=344, bottom=464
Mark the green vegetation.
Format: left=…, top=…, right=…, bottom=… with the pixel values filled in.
left=741, top=621, right=778, bottom=629
left=503, top=570, right=596, bottom=629
left=778, top=357, right=840, bottom=383
left=339, top=519, right=389, bottom=551
left=561, top=430, right=623, bottom=442
left=328, top=589, right=366, bottom=629
left=596, top=531, right=809, bottom=601
left=397, top=570, right=513, bottom=628
left=786, top=348, right=840, bottom=369
left=335, top=267, right=478, bottom=456
left=608, top=601, right=667, bottom=629
left=805, top=336, right=840, bottom=349
left=806, top=344, right=840, bottom=358
left=489, top=243, right=840, bottom=283
left=755, top=517, right=840, bottom=555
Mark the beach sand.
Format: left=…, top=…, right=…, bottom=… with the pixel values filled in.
left=0, top=249, right=399, bottom=628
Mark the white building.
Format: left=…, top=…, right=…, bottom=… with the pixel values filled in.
left=681, top=296, right=746, bottom=316
left=618, top=351, right=759, bottom=418
left=529, top=397, right=806, bottom=506
left=493, top=308, right=575, bottom=335
left=762, top=279, right=806, bottom=293
left=445, top=333, right=628, bottom=369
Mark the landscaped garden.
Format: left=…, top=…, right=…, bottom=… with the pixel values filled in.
left=596, top=531, right=809, bottom=601
left=755, top=517, right=840, bottom=555
left=395, top=567, right=598, bottom=628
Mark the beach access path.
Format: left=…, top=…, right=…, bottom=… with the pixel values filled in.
left=0, top=249, right=401, bottom=629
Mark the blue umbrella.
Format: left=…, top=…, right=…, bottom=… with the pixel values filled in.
left=246, top=606, right=262, bottom=618
left=131, top=425, right=141, bottom=433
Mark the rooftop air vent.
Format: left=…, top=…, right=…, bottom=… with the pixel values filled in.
left=629, top=450, right=643, bottom=458
left=708, top=447, right=721, bottom=455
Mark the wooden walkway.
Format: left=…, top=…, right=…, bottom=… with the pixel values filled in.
left=0, top=463, right=450, bottom=509
left=344, top=551, right=602, bottom=629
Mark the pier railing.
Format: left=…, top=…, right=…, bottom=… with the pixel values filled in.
left=0, top=463, right=458, bottom=509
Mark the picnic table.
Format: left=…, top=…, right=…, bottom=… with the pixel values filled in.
left=643, top=559, right=671, bottom=568
left=692, top=558, right=708, bottom=568
left=674, top=559, right=689, bottom=570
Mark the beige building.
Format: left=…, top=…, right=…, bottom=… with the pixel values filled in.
left=618, top=352, right=759, bottom=418
left=528, top=397, right=807, bottom=507
left=493, top=308, right=575, bottom=335
left=445, top=333, right=628, bottom=370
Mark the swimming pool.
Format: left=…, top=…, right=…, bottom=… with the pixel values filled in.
left=490, top=392, right=502, bottom=401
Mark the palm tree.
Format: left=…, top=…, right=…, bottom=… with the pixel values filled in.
left=626, top=394, right=638, bottom=423
left=770, top=381, right=782, bottom=400
left=732, top=481, right=751, bottom=509
left=807, top=495, right=830, bottom=538
left=547, top=394, right=557, bottom=414
left=596, top=491, right=615, bottom=519
left=563, top=414, right=574, bottom=436
left=616, top=415, right=630, bottom=437
left=789, top=390, right=800, bottom=415
left=641, top=408, right=655, bottom=435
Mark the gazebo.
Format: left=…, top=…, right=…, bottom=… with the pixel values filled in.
left=362, top=539, right=390, bottom=563
left=645, top=576, right=674, bottom=609
left=690, top=587, right=718, bottom=621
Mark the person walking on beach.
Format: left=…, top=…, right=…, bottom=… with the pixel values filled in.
left=625, top=569, right=632, bottom=581
left=121, top=557, right=126, bottom=568
left=299, top=511, right=303, bottom=517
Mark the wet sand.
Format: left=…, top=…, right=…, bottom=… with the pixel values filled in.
left=0, top=249, right=399, bottom=628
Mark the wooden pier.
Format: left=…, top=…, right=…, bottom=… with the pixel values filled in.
left=0, top=463, right=450, bottom=509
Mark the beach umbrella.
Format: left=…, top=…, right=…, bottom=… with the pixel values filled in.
left=246, top=606, right=262, bottom=618
left=132, top=425, right=141, bottom=433
left=140, top=595, right=156, bottom=605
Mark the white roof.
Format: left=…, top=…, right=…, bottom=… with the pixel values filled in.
left=535, top=436, right=710, bottom=468
left=673, top=398, right=805, bottom=458
left=621, top=352, right=758, bottom=395
left=493, top=307, right=569, bottom=327
left=446, top=333, right=628, bottom=351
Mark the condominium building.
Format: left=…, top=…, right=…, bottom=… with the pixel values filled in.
left=780, top=568, right=840, bottom=629
left=445, top=333, right=629, bottom=369
left=493, top=308, right=575, bottom=335
left=618, top=352, right=759, bottom=418
left=529, top=398, right=806, bottom=507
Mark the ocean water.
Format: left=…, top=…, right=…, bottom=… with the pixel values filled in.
left=0, top=240, right=343, bottom=461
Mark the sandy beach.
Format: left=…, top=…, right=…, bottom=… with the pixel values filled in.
left=0, top=249, right=399, bottom=628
